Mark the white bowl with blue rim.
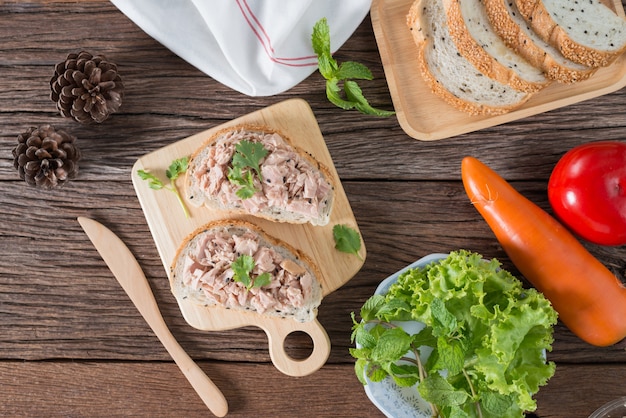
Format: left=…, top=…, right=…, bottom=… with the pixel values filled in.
left=357, top=253, right=448, bottom=418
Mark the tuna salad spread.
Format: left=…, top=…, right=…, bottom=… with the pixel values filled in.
left=181, top=227, right=317, bottom=316
left=191, top=128, right=333, bottom=221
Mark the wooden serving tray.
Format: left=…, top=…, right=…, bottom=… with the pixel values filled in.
left=131, top=98, right=366, bottom=377
left=371, top=0, right=626, bottom=140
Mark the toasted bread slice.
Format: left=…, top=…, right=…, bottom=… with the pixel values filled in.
left=444, top=0, right=550, bottom=93
left=484, top=0, right=596, bottom=82
left=170, top=220, right=323, bottom=322
left=407, top=0, right=532, bottom=115
left=514, top=0, right=626, bottom=67
left=185, top=125, right=335, bottom=226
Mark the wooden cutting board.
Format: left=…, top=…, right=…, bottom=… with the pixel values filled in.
left=131, top=98, right=366, bottom=377
left=371, top=0, right=626, bottom=140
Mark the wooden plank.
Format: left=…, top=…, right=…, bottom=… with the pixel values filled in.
left=1, top=361, right=626, bottom=417
left=0, top=181, right=624, bottom=363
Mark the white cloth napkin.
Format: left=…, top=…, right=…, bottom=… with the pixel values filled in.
left=110, top=0, right=372, bottom=96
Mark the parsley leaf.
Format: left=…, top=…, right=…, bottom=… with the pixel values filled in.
left=332, top=224, right=363, bottom=261
left=231, top=255, right=271, bottom=290
left=312, top=18, right=394, bottom=117
left=166, top=157, right=188, bottom=181
left=227, top=140, right=269, bottom=199
left=137, top=170, right=165, bottom=190
left=137, top=156, right=190, bottom=218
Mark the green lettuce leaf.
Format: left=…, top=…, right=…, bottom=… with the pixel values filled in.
left=351, top=250, right=558, bottom=417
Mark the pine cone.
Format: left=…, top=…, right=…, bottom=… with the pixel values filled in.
left=50, top=51, right=124, bottom=124
left=12, top=125, right=81, bottom=189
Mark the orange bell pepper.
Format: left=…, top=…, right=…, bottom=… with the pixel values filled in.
left=461, top=156, right=626, bottom=346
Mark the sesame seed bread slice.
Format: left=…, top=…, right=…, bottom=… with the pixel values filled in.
left=444, top=0, right=550, bottom=93
left=170, top=219, right=323, bottom=323
left=515, top=0, right=626, bottom=67
left=484, top=0, right=596, bottom=83
left=407, top=0, right=532, bottom=115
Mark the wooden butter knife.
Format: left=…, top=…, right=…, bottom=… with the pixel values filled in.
left=77, top=217, right=228, bottom=417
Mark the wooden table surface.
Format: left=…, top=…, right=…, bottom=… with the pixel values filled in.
left=1, top=2, right=625, bottom=417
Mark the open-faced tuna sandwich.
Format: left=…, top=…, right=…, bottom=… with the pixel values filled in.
left=185, top=125, right=335, bottom=226
left=170, top=220, right=323, bottom=322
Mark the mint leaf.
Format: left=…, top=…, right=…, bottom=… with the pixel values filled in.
left=312, top=17, right=394, bottom=117
left=312, top=18, right=333, bottom=70
left=336, top=61, right=373, bottom=80
left=332, top=224, right=362, bottom=260
left=326, top=79, right=357, bottom=110
left=419, top=374, right=469, bottom=407
left=433, top=336, right=466, bottom=376
left=359, top=294, right=385, bottom=321
left=344, top=80, right=396, bottom=117
left=354, top=358, right=368, bottom=385
left=480, top=391, right=514, bottom=416
left=366, top=365, right=388, bottom=383
left=430, top=298, right=457, bottom=336
left=371, top=327, right=413, bottom=363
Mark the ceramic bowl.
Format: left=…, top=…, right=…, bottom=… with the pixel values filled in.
left=589, top=397, right=626, bottom=418
left=357, top=253, right=447, bottom=418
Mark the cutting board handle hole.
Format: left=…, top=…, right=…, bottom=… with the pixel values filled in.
left=282, top=331, right=314, bottom=360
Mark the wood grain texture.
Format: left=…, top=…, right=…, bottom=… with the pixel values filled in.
left=371, top=0, right=626, bottom=140
left=1, top=1, right=626, bottom=417
left=1, top=361, right=626, bottom=417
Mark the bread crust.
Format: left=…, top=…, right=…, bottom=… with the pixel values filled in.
left=515, top=0, right=626, bottom=67
left=444, top=0, right=548, bottom=92
left=483, top=0, right=596, bottom=83
left=407, top=0, right=531, bottom=115
left=185, top=124, right=335, bottom=226
left=170, top=219, right=324, bottom=322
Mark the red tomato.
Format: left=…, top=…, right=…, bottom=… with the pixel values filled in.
left=548, top=141, right=626, bottom=246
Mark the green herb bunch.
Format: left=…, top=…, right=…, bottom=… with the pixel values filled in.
left=312, top=18, right=395, bottom=117
left=350, top=250, right=557, bottom=417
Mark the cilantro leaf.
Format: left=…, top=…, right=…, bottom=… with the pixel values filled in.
left=231, top=140, right=268, bottom=179
left=227, top=140, right=268, bottom=200
left=166, top=156, right=188, bottom=181
left=231, top=255, right=271, bottom=290
left=137, top=170, right=164, bottom=190
left=137, top=157, right=190, bottom=218
left=332, top=224, right=363, bottom=260
left=312, top=18, right=394, bottom=117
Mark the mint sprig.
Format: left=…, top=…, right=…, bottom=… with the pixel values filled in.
left=137, top=156, right=190, bottom=218
left=312, top=18, right=395, bottom=117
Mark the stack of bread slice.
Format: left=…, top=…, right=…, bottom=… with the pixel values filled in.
left=407, top=0, right=626, bottom=115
